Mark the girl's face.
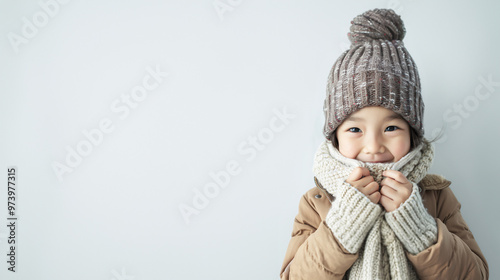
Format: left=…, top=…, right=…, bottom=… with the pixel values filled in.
left=335, top=106, right=411, bottom=163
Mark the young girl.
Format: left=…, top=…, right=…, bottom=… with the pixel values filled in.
left=280, top=9, right=488, bottom=280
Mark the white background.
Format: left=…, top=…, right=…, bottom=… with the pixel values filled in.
left=0, top=0, right=499, bottom=279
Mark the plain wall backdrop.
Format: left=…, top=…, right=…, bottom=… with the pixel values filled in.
left=0, top=0, right=499, bottom=279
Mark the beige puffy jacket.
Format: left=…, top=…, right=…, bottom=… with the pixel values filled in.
left=280, top=174, right=488, bottom=279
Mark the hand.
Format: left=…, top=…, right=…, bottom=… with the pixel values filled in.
left=345, top=167, right=381, bottom=204
left=379, top=170, right=413, bottom=212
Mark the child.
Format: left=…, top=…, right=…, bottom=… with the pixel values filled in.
left=280, top=9, right=488, bottom=280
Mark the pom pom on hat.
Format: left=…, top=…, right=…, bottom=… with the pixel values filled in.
left=348, top=8, right=406, bottom=45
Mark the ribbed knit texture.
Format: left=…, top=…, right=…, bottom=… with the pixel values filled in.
left=385, top=182, right=438, bottom=255
left=325, top=181, right=383, bottom=253
left=323, top=9, right=424, bottom=139
left=313, top=139, right=437, bottom=279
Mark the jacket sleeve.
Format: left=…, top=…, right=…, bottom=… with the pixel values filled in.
left=280, top=193, right=359, bottom=280
left=406, top=187, right=489, bottom=279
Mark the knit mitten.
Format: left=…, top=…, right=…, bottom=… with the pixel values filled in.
left=325, top=181, right=383, bottom=254
left=384, top=182, right=438, bottom=255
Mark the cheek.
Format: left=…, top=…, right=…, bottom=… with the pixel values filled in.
left=392, top=138, right=411, bottom=160
left=338, top=141, right=359, bottom=159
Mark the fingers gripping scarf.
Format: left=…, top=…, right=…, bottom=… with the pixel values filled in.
left=313, top=139, right=437, bottom=279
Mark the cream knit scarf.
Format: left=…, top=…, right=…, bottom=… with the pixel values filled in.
left=313, top=139, right=435, bottom=279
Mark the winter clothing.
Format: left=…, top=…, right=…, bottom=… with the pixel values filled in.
left=312, top=139, right=435, bottom=279
left=283, top=7, right=488, bottom=279
left=323, top=9, right=424, bottom=139
left=279, top=145, right=489, bottom=279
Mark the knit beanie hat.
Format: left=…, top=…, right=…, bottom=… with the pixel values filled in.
left=323, top=8, right=424, bottom=140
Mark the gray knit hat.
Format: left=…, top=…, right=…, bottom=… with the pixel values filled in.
left=323, top=8, right=424, bottom=140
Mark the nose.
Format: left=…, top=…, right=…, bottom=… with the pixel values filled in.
left=363, top=133, right=385, bottom=154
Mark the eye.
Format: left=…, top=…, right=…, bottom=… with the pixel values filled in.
left=385, top=126, right=399, bottom=132
left=348, top=127, right=361, bottom=133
